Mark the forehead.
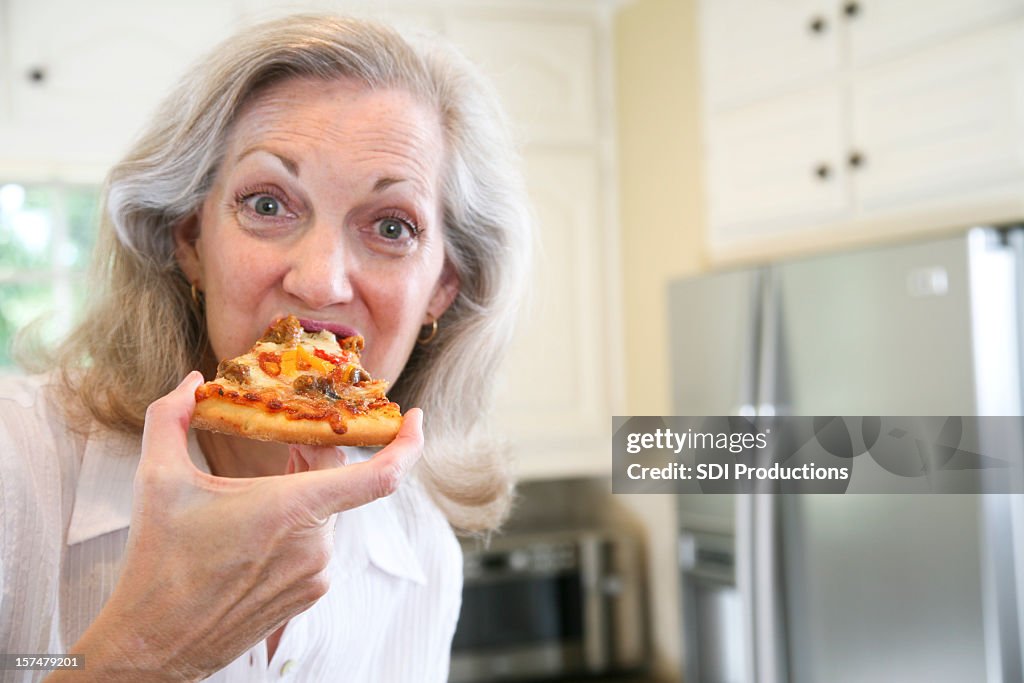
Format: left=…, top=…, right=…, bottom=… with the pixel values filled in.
left=224, top=76, right=445, bottom=183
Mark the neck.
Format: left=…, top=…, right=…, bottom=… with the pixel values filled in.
left=196, top=430, right=290, bottom=478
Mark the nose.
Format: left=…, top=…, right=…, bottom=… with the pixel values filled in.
left=281, top=222, right=354, bottom=309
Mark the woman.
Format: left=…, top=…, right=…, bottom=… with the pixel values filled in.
left=0, top=14, right=530, bottom=682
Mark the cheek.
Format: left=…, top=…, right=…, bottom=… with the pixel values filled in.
left=368, top=286, right=426, bottom=353
left=374, top=262, right=441, bottom=327
left=361, top=267, right=441, bottom=377
left=199, top=243, right=281, bottom=358
left=203, top=237, right=280, bottom=299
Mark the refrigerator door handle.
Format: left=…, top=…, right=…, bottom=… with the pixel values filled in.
left=738, top=492, right=789, bottom=683
left=756, top=267, right=779, bottom=418
left=737, top=269, right=765, bottom=419
left=748, top=263, right=788, bottom=683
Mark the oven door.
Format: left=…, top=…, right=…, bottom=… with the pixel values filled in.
left=449, top=564, right=586, bottom=682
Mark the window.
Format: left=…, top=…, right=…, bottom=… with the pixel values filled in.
left=0, top=183, right=100, bottom=368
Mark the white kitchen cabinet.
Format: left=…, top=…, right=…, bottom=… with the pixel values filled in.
left=492, top=148, right=615, bottom=479
left=700, top=0, right=1024, bottom=260
left=701, top=0, right=1024, bottom=109
left=700, top=0, right=840, bottom=111
left=852, top=21, right=1024, bottom=213
left=445, top=13, right=599, bottom=145
left=441, top=7, right=617, bottom=478
left=442, top=7, right=619, bottom=478
left=707, top=85, right=846, bottom=235
left=847, top=0, right=1024, bottom=66
left=0, top=0, right=238, bottom=179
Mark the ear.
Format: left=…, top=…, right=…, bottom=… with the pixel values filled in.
left=172, top=212, right=203, bottom=285
left=426, top=260, right=460, bottom=322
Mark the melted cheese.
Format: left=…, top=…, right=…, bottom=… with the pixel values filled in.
left=222, top=329, right=379, bottom=399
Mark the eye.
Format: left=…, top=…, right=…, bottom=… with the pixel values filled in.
left=377, top=217, right=413, bottom=240
left=246, top=194, right=282, bottom=216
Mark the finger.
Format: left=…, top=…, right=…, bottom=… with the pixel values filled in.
left=139, top=371, right=205, bottom=473
left=293, top=444, right=346, bottom=471
left=286, top=448, right=302, bottom=475
left=300, top=408, right=424, bottom=519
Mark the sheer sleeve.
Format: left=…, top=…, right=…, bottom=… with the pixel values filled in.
left=0, top=377, right=74, bottom=676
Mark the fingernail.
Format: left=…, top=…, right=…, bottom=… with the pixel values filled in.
left=180, top=370, right=203, bottom=387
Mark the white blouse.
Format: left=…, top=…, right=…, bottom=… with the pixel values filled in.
left=0, top=375, right=463, bottom=683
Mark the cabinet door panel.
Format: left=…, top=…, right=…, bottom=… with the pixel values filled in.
left=492, top=150, right=609, bottom=457
left=707, top=85, right=847, bottom=236
left=852, top=21, right=1024, bottom=212
left=700, top=0, right=839, bottom=110
left=849, top=0, right=1024, bottom=67
left=446, top=15, right=597, bottom=144
left=6, top=0, right=237, bottom=168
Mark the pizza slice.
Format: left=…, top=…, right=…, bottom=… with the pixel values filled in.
left=191, top=315, right=402, bottom=446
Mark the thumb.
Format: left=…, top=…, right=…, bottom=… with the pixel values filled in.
left=300, top=408, right=425, bottom=520
left=139, top=370, right=205, bottom=475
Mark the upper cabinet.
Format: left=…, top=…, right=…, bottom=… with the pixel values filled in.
left=699, top=0, right=1024, bottom=261
left=706, top=84, right=846, bottom=233
left=852, top=22, right=1024, bottom=213
left=701, top=0, right=841, bottom=111
left=847, top=0, right=1024, bottom=66
left=0, top=0, right=238, bottom=180
left=445, top=14, right=599, bottom=145
left=441, top=8, right=619, bottom=480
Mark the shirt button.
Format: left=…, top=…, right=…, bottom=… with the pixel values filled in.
left=280, top=659, right=298, bottom=676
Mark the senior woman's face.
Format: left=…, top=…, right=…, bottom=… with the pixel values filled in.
left=175, top=77, right=457, bottom=384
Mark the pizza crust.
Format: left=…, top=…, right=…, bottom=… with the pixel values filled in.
left=192, top=394, right=402, bottom=447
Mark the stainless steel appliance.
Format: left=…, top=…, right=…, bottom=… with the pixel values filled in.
left=669, top=227, right=1024, bottom=682
left=449, top=529, right=646, bottom=682
left=678, top=530, right=746, bottom=683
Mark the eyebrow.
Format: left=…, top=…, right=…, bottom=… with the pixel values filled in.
left=231, top=150, right=422, bottom=195
left=372, top=176, right=409, bottom=193
left=235, top=146, right=300, bottom=176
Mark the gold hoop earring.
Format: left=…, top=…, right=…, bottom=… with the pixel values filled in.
left=190, top=282, right=204, bottom=307
left=417, top=315, right=438, bottom=345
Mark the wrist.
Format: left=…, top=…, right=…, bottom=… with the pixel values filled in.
left=50, top=615, right=202, bottom=683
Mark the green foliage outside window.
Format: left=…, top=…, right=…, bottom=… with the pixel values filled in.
left=0, top=184, right=99, bottom=368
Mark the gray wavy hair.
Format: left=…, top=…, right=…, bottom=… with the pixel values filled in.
left=51, top=14, right=532, bottom=532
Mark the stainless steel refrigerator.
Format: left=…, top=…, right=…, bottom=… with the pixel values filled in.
left=668, top=226, right=1024, bottom=683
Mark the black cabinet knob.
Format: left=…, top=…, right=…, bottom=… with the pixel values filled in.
left=848, top=151, right=865, bottom=169
left=843, top=2, right=861, bottom=18
left=26, top=66, right=47, bottom=84
left=808, top=16, right=828, bottom=34
left=814, top=163, right=832, bottom=180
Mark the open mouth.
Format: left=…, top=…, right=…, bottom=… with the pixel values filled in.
left=297, top=317, right=359, bottom=340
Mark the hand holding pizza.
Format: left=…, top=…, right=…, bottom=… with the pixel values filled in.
left=60, top=371, right=424, bottom=681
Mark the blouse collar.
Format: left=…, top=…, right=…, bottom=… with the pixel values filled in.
left=66, top=428, right=208, bottom=545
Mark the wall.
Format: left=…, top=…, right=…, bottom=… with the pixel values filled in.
left=614, top=0, right=706, bottom=679
left=616, top=0, right=706, bottom=412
